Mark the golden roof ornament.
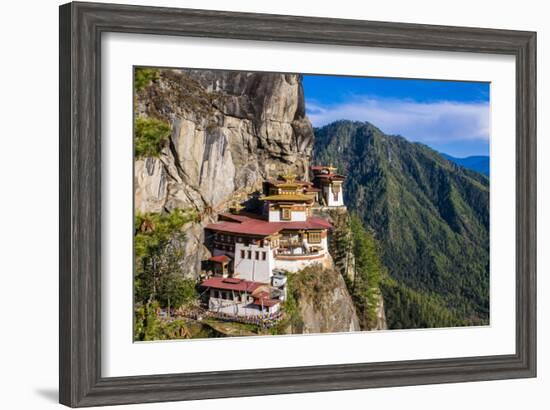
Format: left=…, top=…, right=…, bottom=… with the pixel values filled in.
left=281, top=172, right=297, bottom=183
left=230, top=201, right=244, bottom=214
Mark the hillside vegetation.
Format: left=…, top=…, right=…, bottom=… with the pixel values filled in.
left=314, top=120, right=489, bottom=328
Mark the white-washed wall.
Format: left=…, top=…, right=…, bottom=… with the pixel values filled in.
left=208, top=298, right=278, bottom=316
left=268, top=209, right=307, bottom=222
left=273, top=254, right=329, bottom=272
left=290, top=210, right=307, bottom=221
left=325, top=184, right=344, bottom=207
left=304, top=236, right=328, bottom=251
left=233, top=242, right=274, bottom=283
left=268, top=210, right=281, bottom=222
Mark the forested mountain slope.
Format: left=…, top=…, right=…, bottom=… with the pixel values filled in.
left=314, top=120, right=490, bottom=328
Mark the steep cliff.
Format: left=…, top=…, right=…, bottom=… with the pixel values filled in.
left=287, top=264, right=361, bottom=334
left=134, top=68, right=314, bottom=278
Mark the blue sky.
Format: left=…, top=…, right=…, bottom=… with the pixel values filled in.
left=303, top=75, right=490, bottom=158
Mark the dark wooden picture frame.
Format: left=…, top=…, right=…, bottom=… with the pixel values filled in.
left=59, top=1, right=536, bottom=407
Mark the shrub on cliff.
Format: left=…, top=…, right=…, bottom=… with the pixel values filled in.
left=134, top=208, right=198, bottom=306
left=134, top=116, right=171, bottom=158
left=134, top=67, right=159, bottom=92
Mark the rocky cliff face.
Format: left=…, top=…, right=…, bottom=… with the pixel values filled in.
left=135, top=69, right=313, bottom=214
left=289, top=264, right=361, bottom=334
left=135, top=69, right=314, bottom=277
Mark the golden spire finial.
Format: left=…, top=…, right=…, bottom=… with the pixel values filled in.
left=230, top=201, right=243, bottom=214
left=281, top=172, right=297, bottom=183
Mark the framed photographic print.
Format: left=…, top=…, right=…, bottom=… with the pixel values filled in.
left=59, top=1, right=536, bottom=407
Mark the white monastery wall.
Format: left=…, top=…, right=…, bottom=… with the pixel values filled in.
left=233, top=243, right=274, bottom=283
left=325, top=184, right=344, bottom=207
left=268, top=210, right=281, bottom=222
left=273, top=254, right=329, bottom=272
left=208, top=298, right=278, bottom=316
left=268, top=209, right=307, bottom=222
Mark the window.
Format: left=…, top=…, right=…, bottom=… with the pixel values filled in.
left=281, top=208, right=291, bottom=220
left=262, top=251, right=267, bottom=260
left=308, top=232, right=322, bottom=244
left=332, top=183, right=341, bottom=201
left=255, top=251, right=260, bottom=260
left=247, top=250, right=252, bottom=259
left=240, top=250, right=245, bottom=259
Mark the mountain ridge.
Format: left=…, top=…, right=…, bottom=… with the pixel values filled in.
left=313, top=120, right=489, bottom=328
left=441, top=153, right=490, bottom=176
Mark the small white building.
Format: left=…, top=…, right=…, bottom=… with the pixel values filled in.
left=201, top=277, right=281, bottom=317
left=311, top=165, right=346, bottom=207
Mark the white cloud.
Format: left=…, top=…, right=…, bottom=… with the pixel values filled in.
left=306, top=96, right=490, bottom=143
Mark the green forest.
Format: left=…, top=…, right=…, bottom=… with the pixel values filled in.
left=314, top=120, right=490, bottom=328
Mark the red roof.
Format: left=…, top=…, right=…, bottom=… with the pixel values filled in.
left=206, top=219, right=282, bottom=236
left=252, top=289, right=270, bottom=299
left=209, top=255, right=230, bottom=263
left=200, top=277, right=266, bottom=292
left=206, top=215, right=332, bottom=236
left=252, top=298, right=280, bottom=307
left=218, top=213, right=256, bottom=223
left=282, top=216, right=333, bottom=230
